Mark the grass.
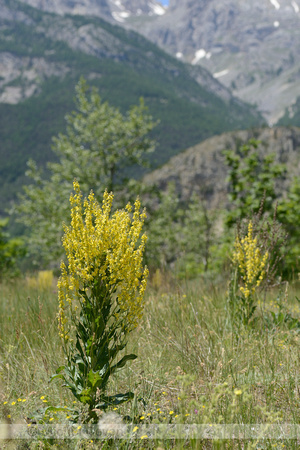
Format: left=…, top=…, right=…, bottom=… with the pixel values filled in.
left=0, top=272, right=299, bottom=448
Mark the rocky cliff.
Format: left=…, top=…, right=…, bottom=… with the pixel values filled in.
left=123, top=0, right=300, bottom=125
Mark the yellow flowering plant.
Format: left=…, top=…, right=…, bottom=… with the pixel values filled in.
left=51, top=181, right=148, bottom=422
left=229, top=220, right=269, bottom=325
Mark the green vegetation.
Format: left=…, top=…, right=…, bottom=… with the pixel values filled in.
left=0, top=218, right=24, bottom=279
left=277, top=96, right=300, bottom=127
left=222, top=139, right=286, bottom=227
left=0, top=263, right=299, bottom=447
left=2, top=130, right=300, bottom=448
left=15, top=79, right=156, bottom=265
left=0, top=0, right=265, bottom=215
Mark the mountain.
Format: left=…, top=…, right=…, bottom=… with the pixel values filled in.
left=116, top=0, right=300, bottom=126
left=0, top=0, right=264, bottom=215
left=12, top=0, right=167, bottom=20
left=16, top=0, right=300, bottom=125
left=144, top=126, right=300, bottom=206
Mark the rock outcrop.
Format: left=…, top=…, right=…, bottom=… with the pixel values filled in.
left=144, top=127, right=300, bottom=206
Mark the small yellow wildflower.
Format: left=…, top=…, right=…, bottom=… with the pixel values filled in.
left=140, top=416, right=145, bottom=420
left=7, top=415, right=11, bottom=419
left=169, top=411, right=174, bottom=415
left=49, top=418, right=54, bottom=422
left=141, top=435, right=148, bottom=440
left=132, top=426, right=139, bottom=433
left=40, top=396, right=45, bottom=400
left=234, top=389, right=242, bottom=396
left=11, top=402, right=16, bottom=406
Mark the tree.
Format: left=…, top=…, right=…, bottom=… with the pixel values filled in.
left=223, top=139, right=286, bottom=227
left=16, top=78, right=157, bottom=266
left=277, top=177, right=300, bottom=273
left=0, top=218, right=24, bottom=278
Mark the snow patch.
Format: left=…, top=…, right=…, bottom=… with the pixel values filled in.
left=213, top=69, right=229, bottom=78
left=192, top=49, right=206, bottom=64
left=192, top=49, right=207, bottom=65
left=269, top=0, right=280, bottom=9
left=119, top=11, right=130, bottom=18
left=149, top=2, right=166, bottom=15
left=176, top=52, right=183, bottom=58
left=292, top=0, right=299, bottom=12
left=112, top=11, right=125, bottom=22
left=274, top=20, right=280, bottom=26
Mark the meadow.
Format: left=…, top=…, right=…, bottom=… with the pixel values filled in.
left=0, top=268, right=299, bottom=449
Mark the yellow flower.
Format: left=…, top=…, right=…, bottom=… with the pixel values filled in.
left=234, top=389, right=242, bottom=396
left=233, top=221, right=268, bottom=298
left=11, top=402, right=16, bottom=406
left=132, top=426, right=139, bottom=433
left=58, top=181, right=148, bottom=339
left=140, top=435, right=148, bottom=440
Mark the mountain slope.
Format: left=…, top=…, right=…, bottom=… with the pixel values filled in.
left=0, top=0, right=264, bottom=214
left=119, top=0, right=300, bottom=125
left=144, top=126, right=300, bottom=206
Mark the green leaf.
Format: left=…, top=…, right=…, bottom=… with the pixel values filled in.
left=88, top=370, right=103, bottom=388
left=97, top=391, right=135, bottom=409
left=110, top=354, right=137, bottom=375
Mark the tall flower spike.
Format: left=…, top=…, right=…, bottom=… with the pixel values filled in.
left=58, top=180, right=148, bottom=339
left=232, top=221, right=269, bottom=299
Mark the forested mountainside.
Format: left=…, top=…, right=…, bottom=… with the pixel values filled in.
left=0, top=0, right=264, bottom=213
left=15, top=0, right=300, bottom=126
